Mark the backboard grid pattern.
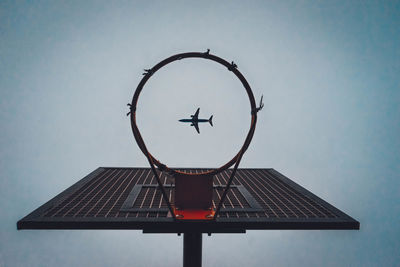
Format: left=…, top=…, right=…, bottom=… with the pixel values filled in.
left=42, top=168, right=337, bottom=219
left=18, top=167, right=359, bottom=231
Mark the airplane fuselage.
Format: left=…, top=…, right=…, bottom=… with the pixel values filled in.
left=179, top=118, right=209, bottom=123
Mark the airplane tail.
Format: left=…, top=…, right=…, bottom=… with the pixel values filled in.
left=209, top=115, right=213, bottom=127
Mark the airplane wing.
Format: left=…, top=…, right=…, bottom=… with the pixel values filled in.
left=193, top=108, right=200, bottom=120
left=193, top=121, right=200, bottom=134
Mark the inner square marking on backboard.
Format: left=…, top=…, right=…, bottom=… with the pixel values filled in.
left=120, top=184, right=263, bottom=213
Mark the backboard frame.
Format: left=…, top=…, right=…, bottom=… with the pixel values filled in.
left=17, top=167, right=359, bottom=233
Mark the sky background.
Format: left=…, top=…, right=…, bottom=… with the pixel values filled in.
left=1, top=1, right=399, bottom=266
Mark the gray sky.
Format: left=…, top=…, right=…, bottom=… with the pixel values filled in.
left=1, top=1, right=399, bottom=266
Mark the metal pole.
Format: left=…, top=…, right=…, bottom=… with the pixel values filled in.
left=183, top=232, right=202, bottom=267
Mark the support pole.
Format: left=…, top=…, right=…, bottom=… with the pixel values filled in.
left=183, top=232, right=202, bottom=267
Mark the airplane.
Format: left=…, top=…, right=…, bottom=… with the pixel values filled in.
left=179, top=108, right=213, bottom=134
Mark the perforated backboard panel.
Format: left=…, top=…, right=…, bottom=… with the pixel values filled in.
left=17, top=168, right=359, bottom=232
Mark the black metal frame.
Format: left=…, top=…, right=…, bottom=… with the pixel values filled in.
left=17, top=167, right=360, bottom=232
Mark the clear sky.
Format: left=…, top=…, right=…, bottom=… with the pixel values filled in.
left=1, top=1, right=399, bottom=266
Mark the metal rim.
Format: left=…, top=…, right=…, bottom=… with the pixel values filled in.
left=130, top=51, right=258, bottom=176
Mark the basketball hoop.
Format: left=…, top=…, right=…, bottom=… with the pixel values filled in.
left=129, top=50, right=262, bottom=220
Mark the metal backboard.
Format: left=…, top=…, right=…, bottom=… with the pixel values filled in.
left=17, top=168, right=359, bottom=233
